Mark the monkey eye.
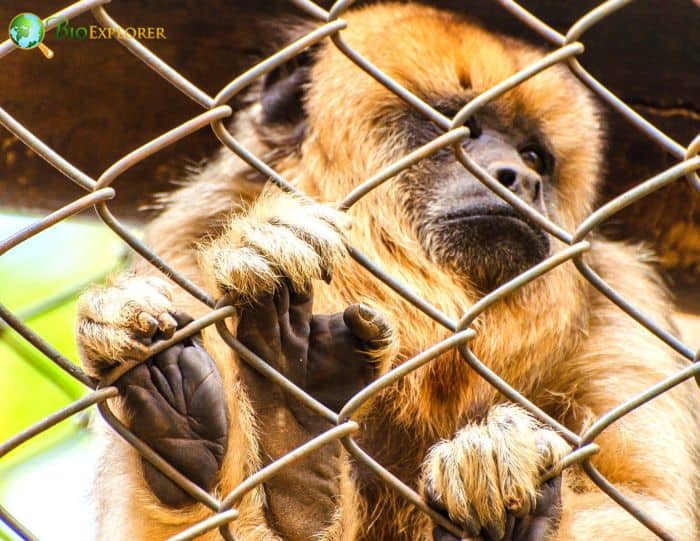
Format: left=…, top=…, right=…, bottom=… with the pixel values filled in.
left=520, top=146, right=548, bottom=174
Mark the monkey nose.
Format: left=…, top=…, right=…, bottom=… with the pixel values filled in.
left=491, top=164, right=542, bottom=203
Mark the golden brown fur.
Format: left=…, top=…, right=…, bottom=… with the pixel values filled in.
left=78, top=3, right=699, bottom=540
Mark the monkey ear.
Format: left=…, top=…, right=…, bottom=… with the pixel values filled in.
left=260, top=48, right=316, bottom=125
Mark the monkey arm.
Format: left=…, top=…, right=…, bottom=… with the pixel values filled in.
left=424, top=362, right=697, bottom=541
left=81, top=191, right=394, bottom=540
left=76, top=274, right=284, bottom=540
left=424, top=336, right=698, bottom=541
left=188, top=189, right=397, bottom=540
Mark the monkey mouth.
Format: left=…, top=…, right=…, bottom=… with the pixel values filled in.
left=432, top=206, right=551, bottom=290
left=441, top=207, right=538, bottom=228
left=440, top=206, right=547, bottom=244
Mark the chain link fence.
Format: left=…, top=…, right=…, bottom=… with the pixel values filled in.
left=1, top=0, right=699, bottom=539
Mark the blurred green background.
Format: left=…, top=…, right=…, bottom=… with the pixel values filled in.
left=0, top=213, right=124, bottom=540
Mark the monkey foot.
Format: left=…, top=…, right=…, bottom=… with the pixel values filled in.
left=236, top=277, right=395, bottom=421
left=115, top=335, right=229, bottom=507
left=235, top=278, right=395, bottom=539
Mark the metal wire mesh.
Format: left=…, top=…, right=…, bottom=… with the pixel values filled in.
left=1, top=0, right=699, bottom=540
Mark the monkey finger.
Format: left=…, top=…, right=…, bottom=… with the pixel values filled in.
left=285, top=277, right=314, bottom=309
left=281, top=279, right=315, bottom=345
left=150, top=343, right=187, bottom=413
left=423, top=480, right=482, bottom=539
left=115, top=362, right=156, bottom=396
left=511, top=476, right=562, bottom=541
left=281, top=276, right=314, bottom=317
left=533, top=475, right=562, bottom=517
left=116, top=366, right=192, bottom=445
left=136, top=312, right=159, bottom=336
left=237, top=293, right=287, bottom=371
left=503, top=514, right=516, bottom=541
left=77, top=319, right=154, bottom=378
left=248, top=293, right=279, bottom=328
left=343, top=303, right=393, bottom=345
left=179, top=343, right=229, bottom=431
left=155, top=312, right=178, bottom=339
left=273, top=279, right=291, bottom=317
left=172, top=311, right=194, bottom=329
left=273, top=277, right=312, bottom=330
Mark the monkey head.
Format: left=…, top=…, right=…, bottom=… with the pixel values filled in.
left=252, top=3, right=603, bottom=294
left=401, top=98, right=554, bottom=292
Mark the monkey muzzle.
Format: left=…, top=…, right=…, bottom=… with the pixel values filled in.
left=436, top=203, right=551, bottom=291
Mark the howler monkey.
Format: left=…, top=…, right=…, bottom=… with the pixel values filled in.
left=77, top=3, right=699, bottom=540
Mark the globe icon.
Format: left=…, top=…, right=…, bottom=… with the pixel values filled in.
left=8, top=12, right=53, bottom=58
left=9, top=13, right=45, bottom=50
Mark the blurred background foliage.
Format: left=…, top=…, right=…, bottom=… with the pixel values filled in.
left=0, top=213, right=124, bottom=540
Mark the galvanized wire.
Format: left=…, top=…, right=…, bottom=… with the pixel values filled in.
left=0, top=1, right=699, bottom=540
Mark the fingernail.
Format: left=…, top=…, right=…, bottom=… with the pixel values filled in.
left=358, top=303, right=374, bottom=321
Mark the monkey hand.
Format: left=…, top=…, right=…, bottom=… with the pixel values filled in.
left=115, top=336, right=229, bottom=507
left=422, top=404, right=569, bottom=541
left=76, top=274, right=181, bottom=379
left=200, top=191, right=348, bottom=304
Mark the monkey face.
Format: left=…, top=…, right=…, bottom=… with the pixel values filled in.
left=410, top=162, right=551, bottom=292
left=256, top=4, right=603, bottom=294
left=400, top=104, right=554, bottom=292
